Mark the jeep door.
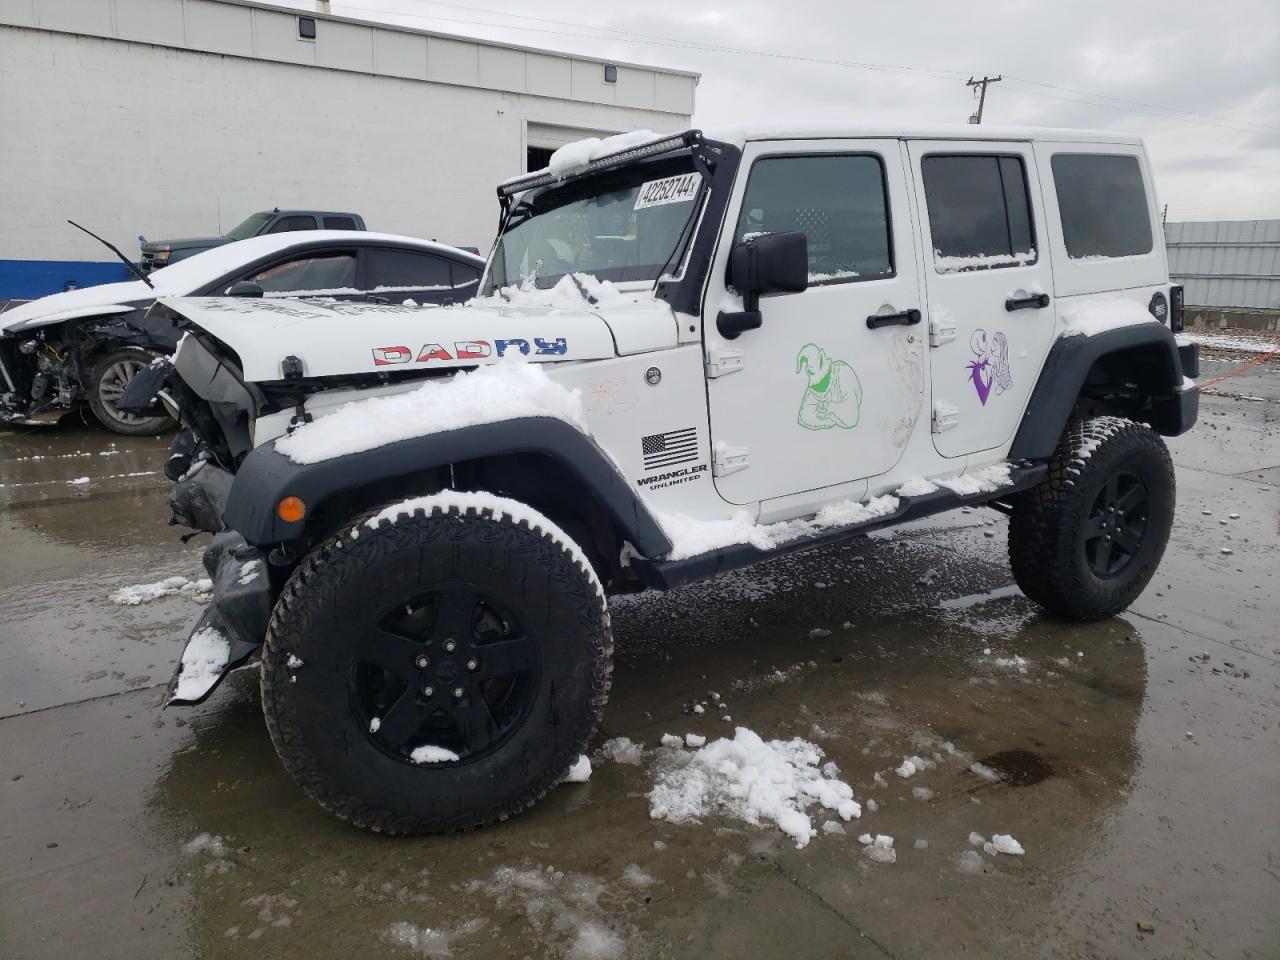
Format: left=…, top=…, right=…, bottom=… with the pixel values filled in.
left=704, top=140, right=926, bottom=506
left=906, top=141, right=1058, bottom=458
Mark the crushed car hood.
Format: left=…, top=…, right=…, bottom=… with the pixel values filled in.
left=144, top=236, right=228, bottom=251
left=1, top=280, right=153, bottom=333
left=158, top=296, right=651, bottom=382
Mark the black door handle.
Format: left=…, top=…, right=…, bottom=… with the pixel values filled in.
left=866, top=308, right=922, bottom=329
left=1005, top=293, right=1050, bottom=311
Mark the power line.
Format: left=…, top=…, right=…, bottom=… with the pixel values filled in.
left=966, top=75, right=1002, bottom=124
left=332, top=0, right=1278, bottom=135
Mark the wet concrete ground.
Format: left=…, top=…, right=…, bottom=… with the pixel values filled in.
left=1, top=356, right=1277, bottom=960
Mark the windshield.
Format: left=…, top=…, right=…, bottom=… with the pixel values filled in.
left=485, top=156, right=703, bottom=295
left=225, top=212, right=273, bottom=241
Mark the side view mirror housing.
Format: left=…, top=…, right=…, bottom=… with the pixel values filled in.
left=225, top=281, right=264, bottom=298
left=717, top=231, right=809, bottom=339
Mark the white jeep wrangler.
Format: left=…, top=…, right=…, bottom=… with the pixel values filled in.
left=132, top=125, right=1198, bottom=834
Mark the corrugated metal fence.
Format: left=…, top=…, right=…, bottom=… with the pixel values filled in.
left=1164, top=220, right=1280, bottom=310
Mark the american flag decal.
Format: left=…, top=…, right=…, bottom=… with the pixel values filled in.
left=641, top=427, right=698, bottom=471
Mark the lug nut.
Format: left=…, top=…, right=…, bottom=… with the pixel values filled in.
left=466, top=658, right=479, bottom=672
left=422, top=685, right=435, bottom=697
left=452, top=686, right=465, bottom=699
left=415, top=654, right=430, bottom=669
left=443, top=639, right=457, bottom=653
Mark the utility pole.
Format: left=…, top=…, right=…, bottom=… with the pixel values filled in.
left=966, top=75, right=1002, bottom=124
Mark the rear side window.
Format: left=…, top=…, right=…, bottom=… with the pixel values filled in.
left=323, top=216, right=357, bottom=230
left=247, top=252, right=356, bottom=293
left=450, top=262, right=481, bottom=291
left=365, top=249, right=453, bottom=290
left=735, top=154, right=893, bottom=283
left=921, top=155, right=1036, bottom=272
left=1050, top=154, right=1153, bottom=259
left=267, top=215, right=318, bottom=233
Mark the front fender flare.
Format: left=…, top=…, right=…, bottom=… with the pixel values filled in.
left=224, top=417, right=674, bottom=557
left=1010, top=324, right=1195, bottom=461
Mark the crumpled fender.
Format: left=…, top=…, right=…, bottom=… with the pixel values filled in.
left=224, top=416, right=674, bottom=557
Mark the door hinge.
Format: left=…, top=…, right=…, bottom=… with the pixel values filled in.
left=705, top=348, right=744, bottom=378
left=929, top=314, right=956, bottom=347
left=931, top=401, right=959, bottom=433
left=712, top=444, right=750, bottom=476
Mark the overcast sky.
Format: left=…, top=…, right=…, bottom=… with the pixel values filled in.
left=298, top=0, right=1279, bottom=221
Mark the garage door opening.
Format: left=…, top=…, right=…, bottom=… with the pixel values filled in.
left=526, top=123, right=617, bottom=173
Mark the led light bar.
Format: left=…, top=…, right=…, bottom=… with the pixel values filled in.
left=497, top=130, right=703, bottom=198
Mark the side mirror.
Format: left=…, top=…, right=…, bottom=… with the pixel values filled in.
left=718, top=231, right=808, bottom=339
left=225, top=281, right=264, bottom=298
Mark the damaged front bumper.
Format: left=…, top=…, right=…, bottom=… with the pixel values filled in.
left=165, top=530, right=275, bottom=706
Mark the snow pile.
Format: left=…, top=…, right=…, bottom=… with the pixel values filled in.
left=595, top=737, right=644, bottom=766
left=110, top=575, right=212, bottom=605
left=895, top=477, right=940, bottom=497
left=1177, top=330, right=1280, bottom=355
left=173, top=626, right=230, bottom=700
left=657, top=494, right=899, bottom=562
left=471, top=865, right=629, bottom=960
left=275, top=361, right=587, bottom=465
left=1059, top=296, right=1159, bottom=338
left=381, top=919, right=485, bottom=956
left=544, top=130, right=663, bottom=179
left=647, top=727, right=861, bottom=849
left=564, top=755, right=592, bottom=783
left=934, top=464, right=1012, bottom=496
left=934, top=249, right=1036, bottom=273
left=472, top=272, right=626, bottom=311
left=409, top=745, right=459, bottom=764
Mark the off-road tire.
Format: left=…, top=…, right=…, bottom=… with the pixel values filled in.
left=1008, top=416, right=1175, bottom=621
left=260, top=493, right=612, bottom=834
left=88, top=348, right=174, bottom=435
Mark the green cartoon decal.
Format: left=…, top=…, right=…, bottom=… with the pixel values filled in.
left=796, top=343, right=862, bottom=430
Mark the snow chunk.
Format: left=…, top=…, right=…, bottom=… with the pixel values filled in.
left=67, top=476, right=90, bottom=486
left=934, top=464, right=1012, bottom=496
left=895, top=755, right=930, bottom=778
left=956, top=849, right=986, bottom=874
left=369, top=717, right=382, bottom=733
left=285, top=654, right=304, bottom=669
left=184, top=833, right=229, bottom=857
left=822, top=820, right=846, bottom=835
left=968, top=832, right=987, bottom=846
left=543, top=129, right=664, bottom=179
left=895, top=477, right=939, bottom=497
left=620, top=864, right=654, bottom=888
left=173, top=626, right=230, bottom=700
left=595, top=737, right=644, bottom=766
left=865, top=834, right=896, bottom=863
left=275, top=361, right=587, bottom=465
left=380, top=918, right=485, bottom=956
left=968, top=762, right=1003, bottom=782
left=990, top=833, right=1025, bottom=855
left=565, top=755, right=592, bottom=783
left=647, top=727, right=860, bottom=849
left=409, top=745, right=459, bottom=764
left=110, top=575, right=213, bottom=605
left=657, top=494, right=899, bottom=562
left=660, top=733, right=683, bottom=749
left=911, top=786, right=934, bottom=800
left=1059, top=296, right=1159, bottom=338
left=685, top=733, right=706, bottom=748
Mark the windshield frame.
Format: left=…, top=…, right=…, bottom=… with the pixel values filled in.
left=225, top=212, right=273, bottom=241
left=481, top=151, right=708, bottom=297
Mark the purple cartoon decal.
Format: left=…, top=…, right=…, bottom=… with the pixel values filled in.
left=967, top=329, right=1012, bottom=406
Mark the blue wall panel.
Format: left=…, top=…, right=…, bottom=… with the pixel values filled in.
left=0, top=260, right=131, bottom=301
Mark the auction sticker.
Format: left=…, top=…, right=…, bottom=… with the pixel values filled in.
left=634, top=173, right=700, bottom=210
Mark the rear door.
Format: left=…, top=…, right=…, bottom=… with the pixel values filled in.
left=906, top=141, right=1058, bottom=458
left=361, top=247, right=463, bottom=305
left=704, top=139, right=926, bottom=505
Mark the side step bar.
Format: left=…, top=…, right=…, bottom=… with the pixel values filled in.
left=631, top=461, right=1048, bottom=591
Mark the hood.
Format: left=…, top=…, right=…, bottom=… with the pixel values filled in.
left=159, top=296, right=629, bottom=383
left=144, top=236, right=229, bottom=251
left=1, top=280, right=153, bottom=333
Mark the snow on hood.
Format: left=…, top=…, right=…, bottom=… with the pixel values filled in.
left=1, top=279, right=153, bottom=333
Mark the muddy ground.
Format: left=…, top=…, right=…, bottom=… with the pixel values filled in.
left=1, top=349, right=1277, bottom=960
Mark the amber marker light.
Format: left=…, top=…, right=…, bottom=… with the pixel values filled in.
left=277, top=496, right=306, bottom=523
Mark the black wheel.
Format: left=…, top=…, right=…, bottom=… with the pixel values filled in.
left=260, top=494, right=612, bottom=834
left=1008, top=416, right=1175, bottom=621
left=88, top=348, right=174, bottom=435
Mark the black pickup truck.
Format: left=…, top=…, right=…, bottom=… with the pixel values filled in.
left=140, top=209, right=366, bottom=271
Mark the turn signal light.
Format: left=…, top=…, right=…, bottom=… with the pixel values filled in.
left=277, top=496, right=306, bottom=523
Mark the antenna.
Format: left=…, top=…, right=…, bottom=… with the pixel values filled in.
left=67, top=220, right=154, bottom=289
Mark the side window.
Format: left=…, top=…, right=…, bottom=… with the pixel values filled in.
left=921, top=155, right=1036, bottom=272
left=1050, top=154, right=1153, bottom=259
left=323, top=216, right=357, bottom=230
left=266, top=215, right=318, bottom=233
left=245, top=252, right=356, bottom=293
left=365, top=249, right=452, bottom=291
left=449, top=262, right=481, bottom=292
left=734, top=154, right=893, bottom=283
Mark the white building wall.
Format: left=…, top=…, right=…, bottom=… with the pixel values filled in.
left=0, top=0, right=696, bottom=272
